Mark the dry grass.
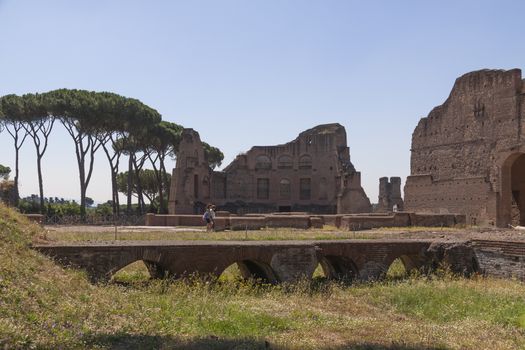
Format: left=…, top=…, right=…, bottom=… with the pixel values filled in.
left=2, top=205, right=525, bottom=349
left=42, top=225, right=462, bottom=242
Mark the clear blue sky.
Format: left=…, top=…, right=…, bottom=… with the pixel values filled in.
left=1, top=0, right=524, bottom=203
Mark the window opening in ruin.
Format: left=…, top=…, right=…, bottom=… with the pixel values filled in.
left=300, top=178, right=311, bottom=200
left=510, top=154, right=525, bottom=226
left=257, top=178, right=270, bottom=200
left=279, top=178, right=291, bottom=199
left=193, top=174, right=199, bottom=198
left=319, top=177, right=328, bottom=200
left=255, top=155, right=272, bottom=170
left=299, top=155, right=312, bottom=169
left=277, top=155, right=293, bottom=169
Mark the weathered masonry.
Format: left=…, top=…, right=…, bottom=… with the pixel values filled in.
left=404, top=69, right=525, bottom=227
left=169, top=123, right=371, bottom=215
left=376, top=177, right=404, bottom=212
left=33, top=239, right=525, bottom=283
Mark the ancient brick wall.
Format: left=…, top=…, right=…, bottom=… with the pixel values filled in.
left=405, top=69, right=525, bottom=227
left=169, top=124, right=371, bottom=215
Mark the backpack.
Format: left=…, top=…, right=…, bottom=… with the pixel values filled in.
left=202, top=211, right=210, bottom=221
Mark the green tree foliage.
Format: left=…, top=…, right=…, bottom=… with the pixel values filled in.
left=1, top=89, right=225, bottom=216
left=116, top=169, right=171, bottom=212
left=202, top=141, right=224, bottom=169
left=0, top=94, right=29, bottom=205
left=142, top=121, right=183, bottom=213
left=0, top=164, right=10, bottom=180
left=17, top=195, right=81, bottom=216
left=25, top=93, right=55, bottom=214
left=0, top=163, right=14, bottom=206
left=44, top=89, right=161, bottom=219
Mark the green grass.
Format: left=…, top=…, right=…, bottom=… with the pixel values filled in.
left=2, top=204, right=525, bottom=349
left=355, top=275, right=525, bottom=328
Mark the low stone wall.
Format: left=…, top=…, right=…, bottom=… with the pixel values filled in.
left=146, top=212, right=466, bottom=230
left=409, top=213, right=464, bottom=227
left=339, top=212, right=464, bottom=230
left=265, top=215, right=310, bottom=229
left=24, top=214, right=44, bottom=225
left=229, top=217, right=266, bottom=230
left=341, top=215, right=399, bottom=230
left=319, top=215, right=343, bottom=228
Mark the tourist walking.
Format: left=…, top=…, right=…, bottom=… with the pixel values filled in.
left=210, top=205, right=217, bottom=231
left=203, top=204, right=216, bottom=232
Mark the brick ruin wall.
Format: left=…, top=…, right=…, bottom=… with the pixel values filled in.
left=169, top=124, right=371, bottom=215
left=404, top=69, right=525, bottom=226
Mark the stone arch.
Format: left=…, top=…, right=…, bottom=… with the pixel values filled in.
left=299, top=154, right=312, bottom=169
left=383, top=254, right=422, bottom=278
left=255, top=155, right=272, bottom=170
left=220, top=260, right=277, bottom=283
left=317, top=255, right=358, bottom=281
left=107, top=259, right=167, bottom=281
left=499, top=152, right=525, bottom=227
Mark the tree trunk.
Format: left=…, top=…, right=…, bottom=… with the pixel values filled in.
left=36, top=155, right=44, bottom=213
left=14, top=146, right=20, bottom=206
left=127, top=154, right=133, bottom=214
left=111, top=170, right=118, bottom=215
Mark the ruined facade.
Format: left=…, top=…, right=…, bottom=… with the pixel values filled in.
left=168, top=123, right=371, bottom=215
left=377, top=177, right=403, bottom=212
left=404, top=69, right=525, bottom=227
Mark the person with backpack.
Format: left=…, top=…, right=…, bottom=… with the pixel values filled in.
left=202, top=204, right=214, bottom=232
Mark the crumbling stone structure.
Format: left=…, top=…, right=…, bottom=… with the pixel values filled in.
left=404, top=68, right=525, bottom=227
left=377, top=177, right=404, bottom=212
left=168, top=123, right=371, bottom=215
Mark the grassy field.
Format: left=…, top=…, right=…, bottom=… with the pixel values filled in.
left=43, top=225, right=460, bottom=242
left=2, top=206, right=525, bottom=349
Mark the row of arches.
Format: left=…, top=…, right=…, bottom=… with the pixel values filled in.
left=255, top=154, right=313, bottom=170
left=110, top=255, right=425, bottom=284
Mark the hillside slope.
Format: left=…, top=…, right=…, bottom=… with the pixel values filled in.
left=0, top=205, right=99, bottom=348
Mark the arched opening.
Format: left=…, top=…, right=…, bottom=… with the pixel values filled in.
left=111, top=260, right=151, bottom=284
left=312, top=262, right=329, bottom=281
left=237, top=260, right=277, bottom=284
left=255, top=155, right=272, bottom=170
left=318, top=256, right=358, bottom=282
left=510, top=154, right=525, bottom=225
left=278, top=155, right=293, bottom=169
left=385, top=257, right=408, bottom=280
left=299, top=154, right=312, bottom=169
left=218, top=263, right=243, bottom=282
left=499, top=153, right=525, bottom=227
